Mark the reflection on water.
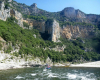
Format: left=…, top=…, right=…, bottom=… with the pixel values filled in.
left=0, top=67, right=100, bottom=80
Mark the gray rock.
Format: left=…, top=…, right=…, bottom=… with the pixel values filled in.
left=8, top=0, right=12, bottom=2
left=61, top=7, right=86, bottom=19
left=0, top=1, right=23, bottom=27
left=33, top=34, right=36, bottom=38
left=63, top=7, right=76, bottom=18
left=15, top=10, right=23, bottom=27
left=45, top=19, right=60, bottom=42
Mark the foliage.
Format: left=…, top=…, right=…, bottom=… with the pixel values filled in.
left=23, top=22, right=29, bottom=28
left=4, top=45, right=13, bottom=53
left=23, top=14, right=47, bottom=21
left=0, top=18, right=64, bottom=62
left=59, top=21, right=95, bottom=27
left=6, top=15, right=18, bottom=23
left=45, top=19, right=54, bottom=25
left=0, top=41, right=2, bottom=50
left=0, top=14, right=100, bottom=62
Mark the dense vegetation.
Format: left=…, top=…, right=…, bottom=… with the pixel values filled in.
left=61, top=37, right=100, bottom=62
left=23, top=14, right=47, bottom=21
left=59, top=21, right=95, bottom=27
left=0, top=16, right=100, bottom=63
left=0, top=17, right=64, bottom=62
left=0, top=0, right=100, bottom=63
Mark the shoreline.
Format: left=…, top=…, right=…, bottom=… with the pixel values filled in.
left=70, top=61, right=100, bottom=68
left=0, top=51, right=100, bottom=70
left=0, top=50, right=53, bottom=70
left=0, top=61, right=100, bottom=70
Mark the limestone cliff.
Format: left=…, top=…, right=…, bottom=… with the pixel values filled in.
left=86, top=14, right=100, bottom=25
left=61, top=7, right=86, bottom=19
left=14, top=10, right=23, bottom=27
left=23, top=19, right=45, bottom=33
left=0, top=1, right=10, bottom=21
left=24, top=18, right=95, bottom=41
left=51, top=20, right=60, bottom=42
left=45, top=19, right=60, bottom=42
left=61, top=25, right=94, bottom=39
left=23, top=19, right=60, bottom=42
left=60, top=7, right=100, bottom=24
left=0, top=1, right=23, bottom=27
left=30, top=3, right=38, bottom=14
left=10, top=0, right=100, bottom=26
left=0, top=1, right=96, bottom=42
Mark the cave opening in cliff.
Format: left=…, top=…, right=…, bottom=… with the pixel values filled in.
left=40, top=31, right=51, bottom=40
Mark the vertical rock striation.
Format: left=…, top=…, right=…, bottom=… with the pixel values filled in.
left=61, top=25, right=94, bottom=39
left=45, top=19, right=60, bottom=42
left=14, top=10, right=23, bottom=27
left=0, top=1, right=23, bottom=27
left=0, top=1, right=10, bottom=21
left=51, top=20, right=60, bottom=42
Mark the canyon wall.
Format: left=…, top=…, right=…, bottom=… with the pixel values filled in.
left=23, top=19, right=45, bottom=33
left=61, top=25, right=94, bottom=39
left=0, top=1, right=96, bottom=42
left=51, top=20, right=60, bottom=42
left=45, top=19, right=60, bottom=42
left=23, top=19, right=60, bottom=42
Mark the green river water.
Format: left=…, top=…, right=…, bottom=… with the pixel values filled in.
left=0, top=67, right=100, bottom=80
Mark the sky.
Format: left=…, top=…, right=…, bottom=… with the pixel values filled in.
left=14, top=0, right=100, bottom=14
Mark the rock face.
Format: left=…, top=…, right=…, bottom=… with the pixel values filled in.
left=14, top=10, right=23, bottom=27
left=32, top=20, right=45, bottom=33
left=23, top=19, right=45, bottom=32
left=30, top=3, right=38, bottom=14
left=51, top=20, right=60, bottom=42
left=61, top=25, right=94, bottom=39
left=62, top=7, right=76, bottom=18
left=23, top=19, right=60, bottom=42
left=11, top=1, right=100, bottom=25
left=0, top=1, right=97, bottom=42
left=86, top=14, right=100, bottom=25
left=8, top=0, right=12, bottom=2
left=61, top=7, right=100, bottom=24
left=61, top=7, right=86, bottom=18
left=76, top=9, right=86, bottom=18
left=45, top=19, right=60, bottom=42
left=0, top=1, right=10, bottom=21
left=0, top=1, right=23, bottom=27
left=0, top=37, right=6, bottom=42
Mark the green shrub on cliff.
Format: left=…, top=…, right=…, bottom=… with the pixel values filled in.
left=23, top=14, right=47, bottom=21
left=59, top=21, right=95, bottom=27
left=4, top=45, right=13, bottom=53
left=23, top=22, right=29, bottom=28
left=0, top=41, right=2, bottom=50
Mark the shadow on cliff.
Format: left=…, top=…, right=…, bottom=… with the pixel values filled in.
left=40, top=31, right=51, bottom=40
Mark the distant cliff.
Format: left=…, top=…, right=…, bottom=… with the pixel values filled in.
left=60, top=7, right=100, bottom=25
left=0, top=1, right=23, bottom=27
left=11, top=1, right=100, bottom=26
left=0, top=0, right=98, bottom=42
left=61, top=7, right=86, bottom=18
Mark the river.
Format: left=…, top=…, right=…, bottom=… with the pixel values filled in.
left=0, top=67, right=100, bottom=80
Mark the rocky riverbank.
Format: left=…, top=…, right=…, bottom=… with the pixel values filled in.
left=0, top=50, right=53, bottom=70
left=0, top=50, right=100, bottom=70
